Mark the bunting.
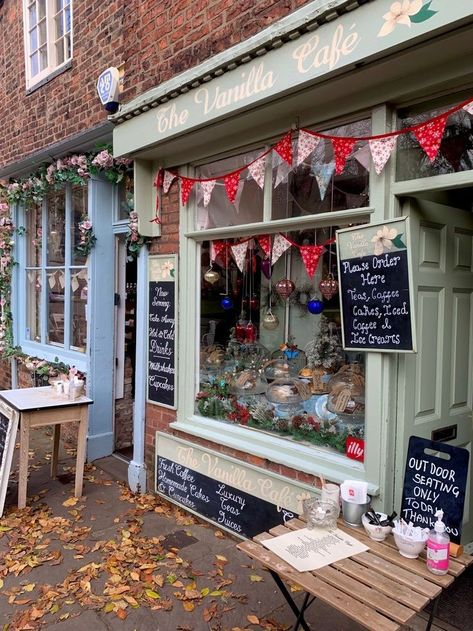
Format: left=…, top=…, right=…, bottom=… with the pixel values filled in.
left=369, top=136, right=397, bottom=175
left=231, top=241, right=248, bottom=272
left=224, top=172, right=240, bottom=203
left=180, top=177, right=195, bottom=205
left=311, top=161, right=335, bottom=201
left=299, top=245, right=325, bottom=279
left=332, top=137, right=356, bottom=175
left=248, top=156, right=266, bottom=188
left=258, top=235, right=271, bottom=257
left=201, top=180, right=216, bottom=207
left=163, top=170, right=176, bottom=193
left=274, top=132, right=293, bottom=165
left=271, top=233, right=291, bottom=265
left=296, top=130, right=320, bottom=166
left=413, top=114, right=448, bottom=162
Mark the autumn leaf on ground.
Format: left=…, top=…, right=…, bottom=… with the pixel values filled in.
left=247, top=614, right=260, bottom=625
left=62, top=497, right=78, bottom=507
left=182, top=601, right=194, bottom=612
left=250, top=574, right=264, bottom=582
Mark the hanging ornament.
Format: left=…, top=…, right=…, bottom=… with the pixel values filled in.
left=249, top=295, right=259, bottom=311
left=307, top=298, right=324, bottom=315
left=275, top=278, right=295, bottom=300
left=204, top=266, right=220, bottom=285
left=318, top=274, right=339, bottom=300
left=245, top=322, right=257, bottom=343
left=235, top=317, right=248, bottom=342
left=220, top=296, right=233, bottom=310
left=262, top=310, right=279, bottom=330
left=261, top=257, right=272, bottom=279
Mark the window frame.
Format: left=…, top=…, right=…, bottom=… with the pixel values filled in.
left=22, top=0, right=73, bottom=90
left=17, top=182, right=88, bottom=372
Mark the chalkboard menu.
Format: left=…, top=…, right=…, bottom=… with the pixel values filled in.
left=336, top=218, right=416, bottom=352
left=0, top=400, right=19, bottom=518
left=401, top=436, right=469, bottom=544
left=155, top=434, right=305, bottom=539
left=148, top=255, right=177, bottom=408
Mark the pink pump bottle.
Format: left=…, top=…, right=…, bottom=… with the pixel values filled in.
left=426, top=509, right=449, bottom=575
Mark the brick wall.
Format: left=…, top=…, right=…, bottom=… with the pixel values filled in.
left=0, top=0, right=310, bottom=169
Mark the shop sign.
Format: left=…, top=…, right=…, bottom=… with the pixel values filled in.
left=155, top=433, right=315, bottom=539
left=147, top=255, right=177, bottom=409
left=345, top=437, right=364, bottom=462
left=114, top=0, right=471, bottom=155
left=336, top=217, right=416, bottom=353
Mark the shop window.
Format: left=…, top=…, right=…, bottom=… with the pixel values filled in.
left=396, top=106, right=473, bottom=181
left=196, top=229, right=365, bottom=458
left=24, top=184, right=88, bottom=355
left=23, top=0, right=72, bottom=89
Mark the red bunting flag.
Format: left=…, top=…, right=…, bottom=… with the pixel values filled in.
left=299, top=245, right=325, bottom=279
left=331, top=137, right=356, bottom=175
left=211, top=240, right=227, bottom=262
left=413, top=114, right=448, bottom=162
left=180, top=177, right=195, bottom=205
left=274, top=132, right=293, bottom=166
left=224, top=172, right=240, bottom=203
left=258, top=235, right=271, bottom=257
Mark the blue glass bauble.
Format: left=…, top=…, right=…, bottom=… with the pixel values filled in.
left=307, top=299, right=324, bottom=314
left=220, top=296, right=234, bottom=310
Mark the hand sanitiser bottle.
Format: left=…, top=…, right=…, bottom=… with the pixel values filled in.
left=426, top=509, right=449, bottom=575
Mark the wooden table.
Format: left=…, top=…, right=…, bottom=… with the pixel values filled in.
left=237, top=517, right=473, bottom=631
left=0, top=387, right=93, bottom=509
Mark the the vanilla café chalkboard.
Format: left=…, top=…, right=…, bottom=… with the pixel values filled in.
left=401, top=436, right=469, bottom=544
left=336, top=217, right=416, bottom=352
left=147, top=255, right=177, bottom=409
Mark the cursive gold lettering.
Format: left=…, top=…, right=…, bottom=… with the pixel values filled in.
left=292, top=23, right=360, bottom=74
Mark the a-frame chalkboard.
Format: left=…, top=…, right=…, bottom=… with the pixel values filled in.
left=0, top=398, right=19, bottom=518
left=400, top=436, right=469, bottom=544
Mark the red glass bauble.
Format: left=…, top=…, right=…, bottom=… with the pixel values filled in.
left=235, top=320, right=247, bottom=342
left=245, top=322, right=257, bottom=343
left=275, top=278, right=295, bottom=300
left=318, top=275, right=339, bottom=300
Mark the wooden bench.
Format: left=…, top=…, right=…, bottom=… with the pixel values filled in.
left=237, top=517, right=473, bottom=631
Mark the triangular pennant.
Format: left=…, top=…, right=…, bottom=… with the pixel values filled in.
left=247, top=156, right=266, bottom=189
left=212, top=240, right=226, bottom=261
left=369, top=136, right=397, bottom=175
left=271, top=233, right=291, bottom=266
left=231, top=241, right=248, bottom=272
left=274, top=132, right=293, bottom=166
left=224, top=172, right=240, bottom=204
left=463, top=102, right=473, bottom=115
left=311, top=160, right=335, bottom=201
left=163, top=170, right=176, bottom=193
left=201, top=180, right=216, bottom=207
left=299, top=245, right=325, bottom=279
left=353, top=144, right=371, bottom=171
left=413, top=114, right=448, bottom=162
left=180, top=177, right=195, bottom=205
left=331, top=137, right=356, bottom=174
left=296, top=130, right=320, bottom=166
left=274, top=160, right=291, bottom=188
left=258, top=235, right=271, bottom=257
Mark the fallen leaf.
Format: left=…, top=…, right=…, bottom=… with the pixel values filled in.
left=247, top=614, right=260, bottom=625
left=103, top=602, right=115, bottom=613
left=23, top=583, right=36, bottom=592
left=145, top=589, right=161, bottom=600
left=215, top=555, right=228, bottom=562
left=116, top=609, right=127, bottom=620
left=62, top=497, right=78, bottom=507
left=182, top=601, right=195, bottom=612
left=250, top=574, right=264, bottom=582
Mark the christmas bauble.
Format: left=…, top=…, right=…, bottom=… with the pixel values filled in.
left=262, top=310, right=279, bottom=330
left=318, top=275, right=339, bottom=300
left=275, top=278, right=295, bottom=300
left=245, top=322, right=257, bottom=342
left=235, top=320, right=247, bottom=342
left=220, top=296, right=233, bottom=310
left=307, top=299, right=324, bottom=314
left=204, top=268, right=220, bottom=285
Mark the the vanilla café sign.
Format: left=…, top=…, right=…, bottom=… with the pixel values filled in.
left=114, top=0, right=469, bottom=154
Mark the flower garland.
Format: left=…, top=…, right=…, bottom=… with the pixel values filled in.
left=126, top=210, right=150, bottom=260
left=75, top=217, right=97, bottom=257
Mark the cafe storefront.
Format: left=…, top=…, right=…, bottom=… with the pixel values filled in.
left=112, top=0, right=473, bottom=543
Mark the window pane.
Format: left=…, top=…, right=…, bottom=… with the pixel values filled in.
left=65, top=34, right=71, bottom=60
left=117, top=173, right=134, bottom=221
left=56, top=0, right=64, bottom=10
left=196, top=229, right=365, bottom=459
left=26, top=270, right=41, bottom=342
left=39, top=45, right=48, bottom=71
left=396, top=107, right=473, bottom=181
left=70, top=268, right=87, bottom=353
left=273, top=121, right=370, bottom=220
left=38, top=19, right=47, bottom=46
left=47, top=269, right=65, bottom=346
left=28, top=5, right=37, bottom=28
left=65, top=6, right=71, bottom=33
left=27, top=204, right=42, bottom=266
left=195, top=150, right=264, bottom=230
left=55, top=13, right=63, bottom=38
left=71, top=185, right=88, bottom=265
left=56, top=38, right=64, bottom=65
left=29, top=27, right=38, bottom=52
left=31, top=52, right=39, bottom=76
left=38, top=0, right=46, bottom=20
left=47, top=191, right=65, bottom=266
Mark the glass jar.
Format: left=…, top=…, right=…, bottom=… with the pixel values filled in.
left=229, top=368, right=268, bottom=396
left=326, top=363, right=365, bottom=425
left=266, top=377, right=312, bottom=405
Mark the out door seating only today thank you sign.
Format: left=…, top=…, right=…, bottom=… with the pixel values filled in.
left=336, top=217, right=416, bottom=352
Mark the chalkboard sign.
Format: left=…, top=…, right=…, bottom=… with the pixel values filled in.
left=0, top=399, right=19, bottom=518
left=336, top=218, right=416, bottom=352
left=148, top=255, right=177, bottom=408
left=155, top=434, right=305, bottom=539
left=400, top=436, right=470, bottom=543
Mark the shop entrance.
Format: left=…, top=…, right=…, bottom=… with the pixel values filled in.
left=395, top=190, right=473, bottom=543
left=113, top=235, right=137, bottom=459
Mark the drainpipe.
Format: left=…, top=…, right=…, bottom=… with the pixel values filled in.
left=128, top=245, right=148, bottom=493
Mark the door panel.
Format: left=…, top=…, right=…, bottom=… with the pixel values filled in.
left=396, top=195, right=473, bottom=543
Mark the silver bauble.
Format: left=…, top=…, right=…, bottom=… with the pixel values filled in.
left=262, top=310, right=279, bottom=330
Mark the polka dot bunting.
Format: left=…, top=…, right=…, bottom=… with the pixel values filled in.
left=201, top=180, right=216, bottom=207
left=331, top=137, right=356, bottom=175
left=224, top=172, right=240, bottom=204
left=257, top=235, right=271, bottom=257
left=299, top=245, right=325, bottom=279
left=369, top=136, right=397, bottom=175
left=271, top=233, right=291, bottom=265
left=180, top=177, right=195, bottom=205
left=296, top=130, right=320, bottom=166
left=413, top=114, right=448, bottom=162
left=274, top=132, right=293, bottom=166
left=247, top=156, right=266, bottom=188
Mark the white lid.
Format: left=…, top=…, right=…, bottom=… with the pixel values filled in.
left=434, top=508, right=446, bottom=533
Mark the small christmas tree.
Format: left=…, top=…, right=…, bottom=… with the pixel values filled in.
left=305, top=316, right=344, bottom=393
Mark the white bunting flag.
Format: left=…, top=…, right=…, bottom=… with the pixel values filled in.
left=163, top=170, right=176, bottom=193
left=271, top=233, right=291, bottom=265
left=200, top=180, right=216, bottom=207
left=369, top=136, right=397, bottom=175
left=231, top=241, right=248, bottom=272
left=296, top=130, right=320, bottom=166
left=311, top=160, right=335, bottom=201
left=463, top=102, right=473, bottom=115
left=248, top=156, right=266, bottom=188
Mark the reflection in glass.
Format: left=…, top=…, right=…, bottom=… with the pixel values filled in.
left=47, top=191, right=65, bottom=266
left=26, top=270, right=41, bottom=342
left=117, top=173, right=134, bottom=221
left=195, top=150, right=265, bottom=230
left=47, top=269, right=65, bottom=347
left=27, top=204, right=42, bottom=267
left=72, top=185, right=88, bottom=265
left=396, top=108, right=473, bottom=181
left=70, top=268, right=87, bottom=353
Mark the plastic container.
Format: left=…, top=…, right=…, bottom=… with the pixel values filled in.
left=303, top=498, right=340, bottom=529
left=426, top=509, right=450, bottom=575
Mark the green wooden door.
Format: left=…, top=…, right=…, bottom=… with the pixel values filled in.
left=395, top=194, right=473, bottom=544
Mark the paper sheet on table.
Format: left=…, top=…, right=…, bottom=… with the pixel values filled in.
left=262, top=528, right=368, bottom=572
